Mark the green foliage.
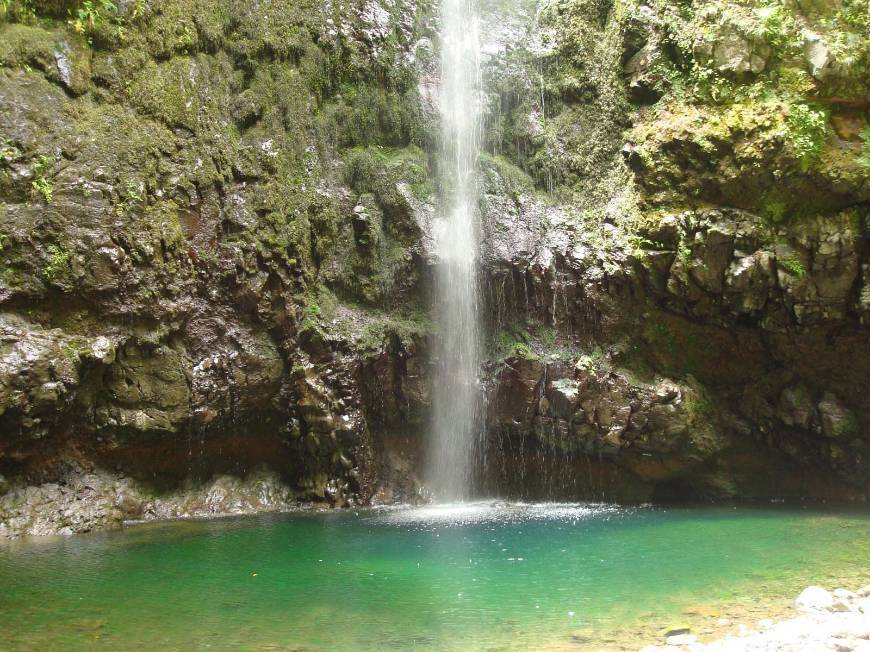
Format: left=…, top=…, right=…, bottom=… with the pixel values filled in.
left=684, top=390, right=716, bottom=428
left=677, top=238, right=693, bottom=264
left=0, top=138, right=21, bottom=161
left=786, top=104, right=828, bottom=170
left=1, top=0, right=119, bottom=30
left=778, top=256, right=805, bottom=277
left=114, top=180, right=143, bottom=215
left=754, top=1, right=797, bottom=50
left=44, top=243, right=71, bottom=280
left=763, top=199, right=787, bottom=224
left=68, top=0, right=116, bottom=35
left=839, top=0, right=870, bottom=30
left=30, top=155, right=53, bottom=203
left=0, top=0, right=35, bottom=21
left=31, top=176, right=52, bottom=202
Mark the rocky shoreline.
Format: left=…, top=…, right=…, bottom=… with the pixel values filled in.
left=642, top=585, right=870, bottom=652
left=0, top=468, right=347, bottom=539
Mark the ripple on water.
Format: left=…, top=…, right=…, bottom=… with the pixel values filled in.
left=369, top=501, right=632, bottom=527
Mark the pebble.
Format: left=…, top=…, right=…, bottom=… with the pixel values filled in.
left=663, top=625, right=691, bottom=637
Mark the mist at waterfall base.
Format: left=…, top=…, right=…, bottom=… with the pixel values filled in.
left=3, top=504, right=870, bottom=650
left=428, top=0, right=485, bottom=501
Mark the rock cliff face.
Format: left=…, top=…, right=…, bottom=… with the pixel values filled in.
left=466, top=0, right=869, bottom=500
left=0, top=0, right=867, bottom=535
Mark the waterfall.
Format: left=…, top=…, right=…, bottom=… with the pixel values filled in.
left=427, top=0, right=483, bottom=501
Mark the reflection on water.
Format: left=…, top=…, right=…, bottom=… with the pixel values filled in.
left=1, top=504, right=869, bottom=650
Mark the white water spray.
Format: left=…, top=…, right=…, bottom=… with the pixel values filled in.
left=428, top=0, right=483, bottom=501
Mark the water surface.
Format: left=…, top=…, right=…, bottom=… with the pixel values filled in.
left=1, top=503, right=868, bottom=650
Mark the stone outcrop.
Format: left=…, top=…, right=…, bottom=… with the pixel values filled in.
left=0, top=0, right=435, bottom=536
left=0, top=467, right=306, bottom=538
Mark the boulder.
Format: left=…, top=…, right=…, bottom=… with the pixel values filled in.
left=795, top=586, right=834, bottom=613
left=817, top=393, right=856, bottom=439
left=803, top=31, right=831, bottom=80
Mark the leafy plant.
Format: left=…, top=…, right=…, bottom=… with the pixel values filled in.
left=0, top=0, right=35, bottom=21
left=44, top=244, right=71, bottom=280
left=754, top=1, right=797, bottom=50
left=778, top=256, right=805, bottom=277
left=787, top=104, right=828, bottom=171
left=114, top=180, right=144, bottom=215
left=32, top=176, right=52, bottom=202
left=68, top=0, right=117, bottom=36
left=0, top=138, right=20, bottom=161
left=30, top=155, right=53, bottom=203
left=677, top=238, right=693, bottom=264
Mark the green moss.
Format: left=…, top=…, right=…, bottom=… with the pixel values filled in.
left=575, top=349, right=605, bottom=372
left=684, top=390, right=716, bottom=429
left=494, top=328, right=539, bottom=361
left=762, top=199, right=787, bottom=224
left=126, top=54, right=239, bottom=129
left=343, top=145, right=432, bottom=201
left=510, top=342, right=538, bottom=360
left=356, top=311, right=430, bottom=355
left=61, top=338, right=89, bottom=363
left=480, top=152, right=535, bottom=197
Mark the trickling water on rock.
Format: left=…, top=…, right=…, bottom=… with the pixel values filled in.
left=428, top=0, right=484, bottom=501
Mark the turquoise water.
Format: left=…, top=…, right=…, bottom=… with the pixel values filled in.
left=1, top=503, right=869, bottom=650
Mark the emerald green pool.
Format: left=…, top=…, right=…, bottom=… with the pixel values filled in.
left=1, top=503, right=868, bottom=650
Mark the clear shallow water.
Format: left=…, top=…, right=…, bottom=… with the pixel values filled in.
left=1, top=503, right=869, bottom=651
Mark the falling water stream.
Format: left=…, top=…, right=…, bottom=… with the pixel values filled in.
left=428, top=0, right=483, bottom=500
